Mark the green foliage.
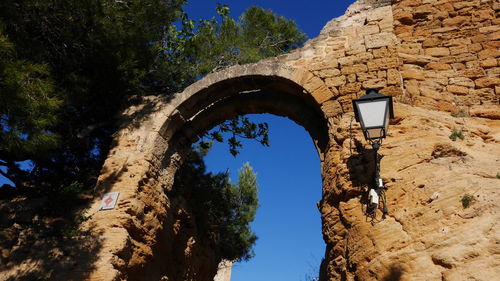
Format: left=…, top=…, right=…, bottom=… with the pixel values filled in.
left=496, top=172, right=500, bottom=179
left=201, top=117, right=270, bottom=156
left=460, top=193, right=474, bottom=208
left=0, top=29, right=61, bottom=186
left=449, top=129, right=465, bottom=141
left=185, top=5, right=306, bottom=74
left=0, top=1, right=305, bottom=195
left=173, top=150, right=260, bottom=261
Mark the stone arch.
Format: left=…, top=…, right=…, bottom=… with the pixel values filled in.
left=159, top=62, right=331, bottom=160
left=86, top=61, right=342, bottom=281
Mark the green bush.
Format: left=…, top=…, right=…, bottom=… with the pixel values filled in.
left=449, top=129, right=465, bottom=141
left=173, top=150, right=260, bottom=262
left=460, top=193, right=474, bottom=208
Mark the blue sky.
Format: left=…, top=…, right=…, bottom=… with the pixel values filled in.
left=184, top=1, right=354, bottom=280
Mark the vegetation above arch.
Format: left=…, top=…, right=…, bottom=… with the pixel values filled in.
left=0, top=0, right=305, bottom=262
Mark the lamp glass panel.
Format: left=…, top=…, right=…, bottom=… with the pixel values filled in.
left=366, top=128, right=383, bottom=139
left=357, top=100, right=388, bottom=128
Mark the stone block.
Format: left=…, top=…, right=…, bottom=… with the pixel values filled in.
left=442, top=16, right=469, bottom=27
left=482, top=41, right=500, bottom=49
left=311, top=85, right=335, bottom=104
left=451, top=63, right=466, bottom=71
left=347, top=74, right=357, bottom=83
left=480, top=59, right=498, bottom=68
left=367, top=6, right=392, bottom=22
left=488, top=31, right=500, bottom=41
left=472, top=9, right=495, bottom=21
left=303, top=76, right=324, bottom=92
left=453, top=1, right=480, bottom=10
left=437, top=101, right=457, bottom=112
left=367, top=57, right=400, bottom=71
left=422, top=38, right=441, bottom=48
left=468, top=43, right=483, bottom=53
left=339, top=83, right=361, bottom=95
left=455, top=53, right=478, bottom=63
left=405, top=79, right=420, bottom=96
left=449, top=46, right=468, bottom=55
left=338, top=52, right=374, bottom=66
left=397, top=43, right=422, bottom=55
left=364, top=32, right=397, bottom=49
left=443, top=38, right=472, bottom=47
left=377, top=70, right=386, bottom=79
left=478, top=49, right=500, bottom=59
left=487, top=67, right=500, bottom=76
left=401, top=69, right=425, bottom=80
left=449, top=77, right=475, bottom=88
left=433, top=27, right=458, bottom=33
left=425, top=47, right=451, bottom=57
left=317, top=68, right=341, bottom=78
left=321, top=100, right=343, bottom=118
left=362, top=78, right=387, bottom=89
left=341, top=64, right=368, bottom=75
left=357, top=72, right=378, bottom=82
left=395, top=0, right=421, bottom=8
left=356, top=25, right=380, bottom=35
left=399, top=53, right=437, bottom=65
left=394, top=25, right=413, bottom=36
left=387, top=68, right=401, bottom=85
left=479, top=26, right=500, bottom=34
left=471, top=34, right=487, bottom=43
left=459, top=68, right=486, bottom=78
left=380, top=85, right=403, bottom=97
left=325, top=76, right=347, bottom=87
left=475, top=77, right=500, bottom=88
left=426, top=62, right=452, bottom=70
left=447, top=85, right=469, bottom=95
left=379, top=17, right=394, bottom=32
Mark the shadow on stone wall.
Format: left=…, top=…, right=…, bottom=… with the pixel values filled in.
left=381, top=264, right=404, bottom=281
left=0, top=197, right=102, bottom=281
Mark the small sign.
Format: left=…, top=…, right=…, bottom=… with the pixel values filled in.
left=100, top=192, right=120, bottom=210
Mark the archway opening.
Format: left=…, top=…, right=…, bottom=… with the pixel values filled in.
left=152, top=72, right=333, bottom=281
left=202, top=113, right=324, bottom=281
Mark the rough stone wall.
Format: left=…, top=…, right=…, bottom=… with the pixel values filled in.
left=16, top=0, right=497, bottom=280
left=393, top=0, right=499, bottom=117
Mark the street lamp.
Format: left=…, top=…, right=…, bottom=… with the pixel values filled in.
left=352, top=89, right=394, bottom=215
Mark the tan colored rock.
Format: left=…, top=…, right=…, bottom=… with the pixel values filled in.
left=449, top=77, right=475, bottom=87
left=447, top=85, right=469, bottom=95
left=339, top=82, right=361, bottom=95
left=443, top=16, right=468, bottom=26
left=362, top=78, right=387, bottom=89
left=325, top=75, right=346, bottom=87
left=367, top=57, right=400, bottom=71
left=480, top=58, right=498, bottom=68
left=341, top=64, right=368, bottom=75
left=425, top=47, right=451, bottom=57
left=475, top=77, right=500, bottom=88
left=426, top=62, right=452, bottom=70
left=479, top=48, right=500, bottom=59
left=365, top=32, right=398, bottom=49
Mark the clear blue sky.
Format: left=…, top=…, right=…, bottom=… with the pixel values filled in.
left=184, top=1, right=354, bottom=280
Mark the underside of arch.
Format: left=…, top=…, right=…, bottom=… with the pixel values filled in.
left=161, top=74, right=331, bottom=159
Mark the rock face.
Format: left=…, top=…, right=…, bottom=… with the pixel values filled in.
left=2, top=0, right=499, bottom=280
